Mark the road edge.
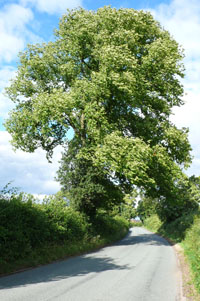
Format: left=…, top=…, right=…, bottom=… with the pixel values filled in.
left=142, top=227, right=197, bottom=301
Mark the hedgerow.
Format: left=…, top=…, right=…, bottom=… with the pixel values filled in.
left=0, top=188, right=129, bottom=275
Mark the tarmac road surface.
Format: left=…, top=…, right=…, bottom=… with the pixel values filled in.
left=0, top=227, right=181, bottom=300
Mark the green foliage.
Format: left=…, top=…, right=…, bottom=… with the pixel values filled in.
left=91, top=212, right=129, bottom=238
left=0, top=196, right=47, bottom=262
left=41, top=195, right=89, bottom=241
left=5, top=6, right=193, bottom=219
left=156, top=176, right=199, bottom=222
left=0, top=189, right=88, bottom=266
left=120, top=204, right=137, bottom=220
left=137, top=196, right=158, bottom=222
left=188, top=175, right=200, bottom=203
left=143, top=214, right=162, bottom=233
left=137, top=173, right=199, bottom=223
left=117, top=191, right=138, bottom=220
left=57, top=140, right=124, bottom=218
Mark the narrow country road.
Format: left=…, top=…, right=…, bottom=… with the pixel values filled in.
left=0, top=227, right=181, bottom=301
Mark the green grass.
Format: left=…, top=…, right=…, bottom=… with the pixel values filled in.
left=182, top=216, right=200, bottom=292
left=143, top=211, right=200, bottom=295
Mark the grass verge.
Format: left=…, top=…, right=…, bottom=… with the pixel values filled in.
left=143, top=212, right=200, bottom=300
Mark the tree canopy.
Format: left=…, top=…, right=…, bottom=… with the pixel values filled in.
left=5, top=6, right=194, bottom=220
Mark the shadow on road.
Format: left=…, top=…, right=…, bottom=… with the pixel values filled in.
left=114, top=229, right=169, bottom=247
left=0, top=228, right=169, bottom=290
left=0, top=255, right=130, bottom=290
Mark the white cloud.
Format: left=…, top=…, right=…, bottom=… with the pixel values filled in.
left=0, top=2, right=42, bottom=119
left=151, top=0, right=200, bottom=176
left=0, top=66, right=16, bottom=90
left=170, top=91, right=200, bottom=175
left=0, top=66, right=16, bottom=119
left=187, top=156, right=200, bottom=176
left=171, top=92, right=200, bottom=145
left=0, top=131, right=62, bottom=194
left=151, top=0, right=200, bottom=91
left=151, top=0, right=200, bottom=44
left=0, top=4, right=34, bottom=64
left=21, top=0, right=82, bottom=15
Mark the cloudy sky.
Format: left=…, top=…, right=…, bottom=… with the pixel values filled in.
left=0, top=0, right=199, bottom=195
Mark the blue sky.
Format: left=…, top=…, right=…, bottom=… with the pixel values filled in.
left=0, top=0, right=200, bottom=195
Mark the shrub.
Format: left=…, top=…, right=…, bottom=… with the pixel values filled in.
left=92, top=212, right=129, bottom=238
left=143, top=214, right=162, bottom=233
left=0, top=193, right=50, bottom=262
left=41, top=195, right=90, bottom=242
left=0, top=187, right=129, bottom=275
left=0, top=191, right=90, bottom=265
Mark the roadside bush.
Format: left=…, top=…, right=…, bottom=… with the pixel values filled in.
left=0, top=193, right=51, bottom=262
left=41, top=195, right=90, bottom=242
left=0, top=192, right=91, bottom=265
left=143, top=214, right=162, bottom=233
left=0, top=187, right=129, bottom=275
left=93, top=212, right=129, bottom=238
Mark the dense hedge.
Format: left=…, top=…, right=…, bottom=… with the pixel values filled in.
left=0, top=194, right=89, bottom=265
left=92, top=212, right=129, bottom=238
left=41, top=196, right=89, bottom=242
left=0, top=191, right=129, bottom=274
